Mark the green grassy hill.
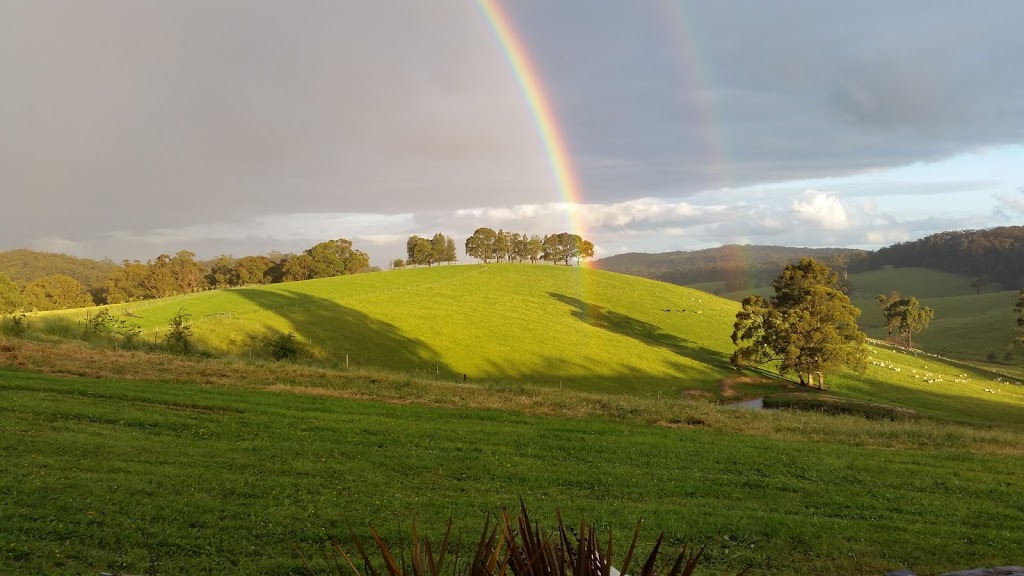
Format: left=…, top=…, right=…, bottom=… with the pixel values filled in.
left=43, top=265, right=743, bottom=396
left=34, top=263, right=1024, bottom=427
left=847, top=268, right=1020, bottom=364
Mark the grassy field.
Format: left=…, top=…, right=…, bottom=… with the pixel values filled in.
left=6, top=263, right=1024, bottom=574
left=3, top=363, right=1024, bottom=575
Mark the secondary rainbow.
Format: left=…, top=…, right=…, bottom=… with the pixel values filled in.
left=476, top=0, right=590, bottom=254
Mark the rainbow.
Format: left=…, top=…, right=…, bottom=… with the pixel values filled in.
left=657, top=0, right=729, bottom=192
left=476, top=0, right=591, bottom=264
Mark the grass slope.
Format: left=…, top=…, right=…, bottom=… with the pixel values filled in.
left=31, top=264, right=1024, bottom=425
left=44, top=265, right=745, bottom=397
left=3, top=367, right=1024, bottom=575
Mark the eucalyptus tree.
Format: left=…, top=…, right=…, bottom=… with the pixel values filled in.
left=465, top=228, right=497, bottom=263
left=731, top=258, right=866, bottom=389
left=881, top=296, right=935, bottom=349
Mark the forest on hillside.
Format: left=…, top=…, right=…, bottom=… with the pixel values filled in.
left=853, top=227, right=1024, bottom=289
left=594, top=227, right=1024, bottom=291
left=593, top=245, right=868, bottom=289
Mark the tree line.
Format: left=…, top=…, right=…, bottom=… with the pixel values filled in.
left=463, top=228, right=594, bottom=266
left=849, top=226, right=1024, bottom=289
left=0, top=238, right=372, bottom=312
left=593, top=245, right=867, bottom=289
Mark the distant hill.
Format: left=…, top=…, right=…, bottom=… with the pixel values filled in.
left=0, top=249, right=117, bottom=290
left=853, top=226, right=1024, bottom=289
left=593, top=245, right=868, bottom=288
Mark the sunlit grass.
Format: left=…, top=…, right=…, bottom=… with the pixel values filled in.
left=2, top=365, right=1024, bottom=575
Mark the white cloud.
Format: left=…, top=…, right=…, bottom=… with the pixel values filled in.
left=791, top=191, right=850, bottom=230
left=994, top=189, right=1024, bottom=214
left=865, top=229, right=910, bottom=245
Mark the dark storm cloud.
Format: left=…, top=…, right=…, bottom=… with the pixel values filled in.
left=0, top=0, right=552, bottom=252
left=506, top=0, right=1024, bottom=201
left=2, top=0, right=1022, bottom=261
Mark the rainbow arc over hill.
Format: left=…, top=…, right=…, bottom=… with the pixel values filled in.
left=476, top=0, right=590, bottom=264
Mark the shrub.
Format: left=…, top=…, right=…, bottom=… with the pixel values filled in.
left=164, top=308, right=195, bottom=355
left=297, top=502, right=731, bottom=576
left=0, top=313, right=30, bottom=338
left=267, top=331, right=300, bottom=361
left=85, top=309, right=143, bottom=346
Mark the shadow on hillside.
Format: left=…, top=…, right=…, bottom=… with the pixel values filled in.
left=548, top=293, right=734, bottom=371
left=232, top=289, right=451, bottom=375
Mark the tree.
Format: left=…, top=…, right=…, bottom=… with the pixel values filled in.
left=465, top=228, right=497, bottom=263
left=881, top=296, right=934, bottom=349
left=234, top=255, right=272, bottom=286
left=575, top=238, right=595, bottom=266
left=430, top=233, right=450, bottom=266
left=171, top=250, right=206, bottom=293
left=142, top=254, right=177, bottom=298
left=494, top=230, right=512, bottom=262
left=525, top=235, right=543, bottom=263
left=104, top=260, right=151, bottom=303
left=443, top=236, right=457, bottom=264
left=970, top=276, right=992, bottom=295
left=406, top=235, right=434, bottom=266
left=391, top=258, right=406, bottom=270
left=281, top=253, right=315, bottom=282
left=876, top=291, right=901, bottom=342
left=22, top=274, right=94, bottom=311
left=542, top=232, right=587, bottom=265
left=0, top=272, right=23, bottom=314
left=205, top=255, right=238, bottom=288
left=304, top=238, right=370, bottom=278
left=731, top=258, right=866, bottom=389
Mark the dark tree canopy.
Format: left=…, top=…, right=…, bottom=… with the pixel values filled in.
left=731, top=258, right=866, bottom=388
left=305, top=238, right=370, bottom=278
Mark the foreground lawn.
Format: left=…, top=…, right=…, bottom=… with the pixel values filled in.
left=2, top=368, right=1023, bottom=575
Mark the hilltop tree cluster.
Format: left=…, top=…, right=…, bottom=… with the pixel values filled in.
left=404, top=234, right=458, bottom=267
left=464, top=228, right=594, bottom=266
left=731, top=258, right=866, bottom=388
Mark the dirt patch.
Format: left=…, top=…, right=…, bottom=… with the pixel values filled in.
left=681, top=390, right=714, bottom=400
left=719, top=375, right=774, bottom=398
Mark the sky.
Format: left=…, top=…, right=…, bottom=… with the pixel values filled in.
left=2, top=0, right=1023, bottom=265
